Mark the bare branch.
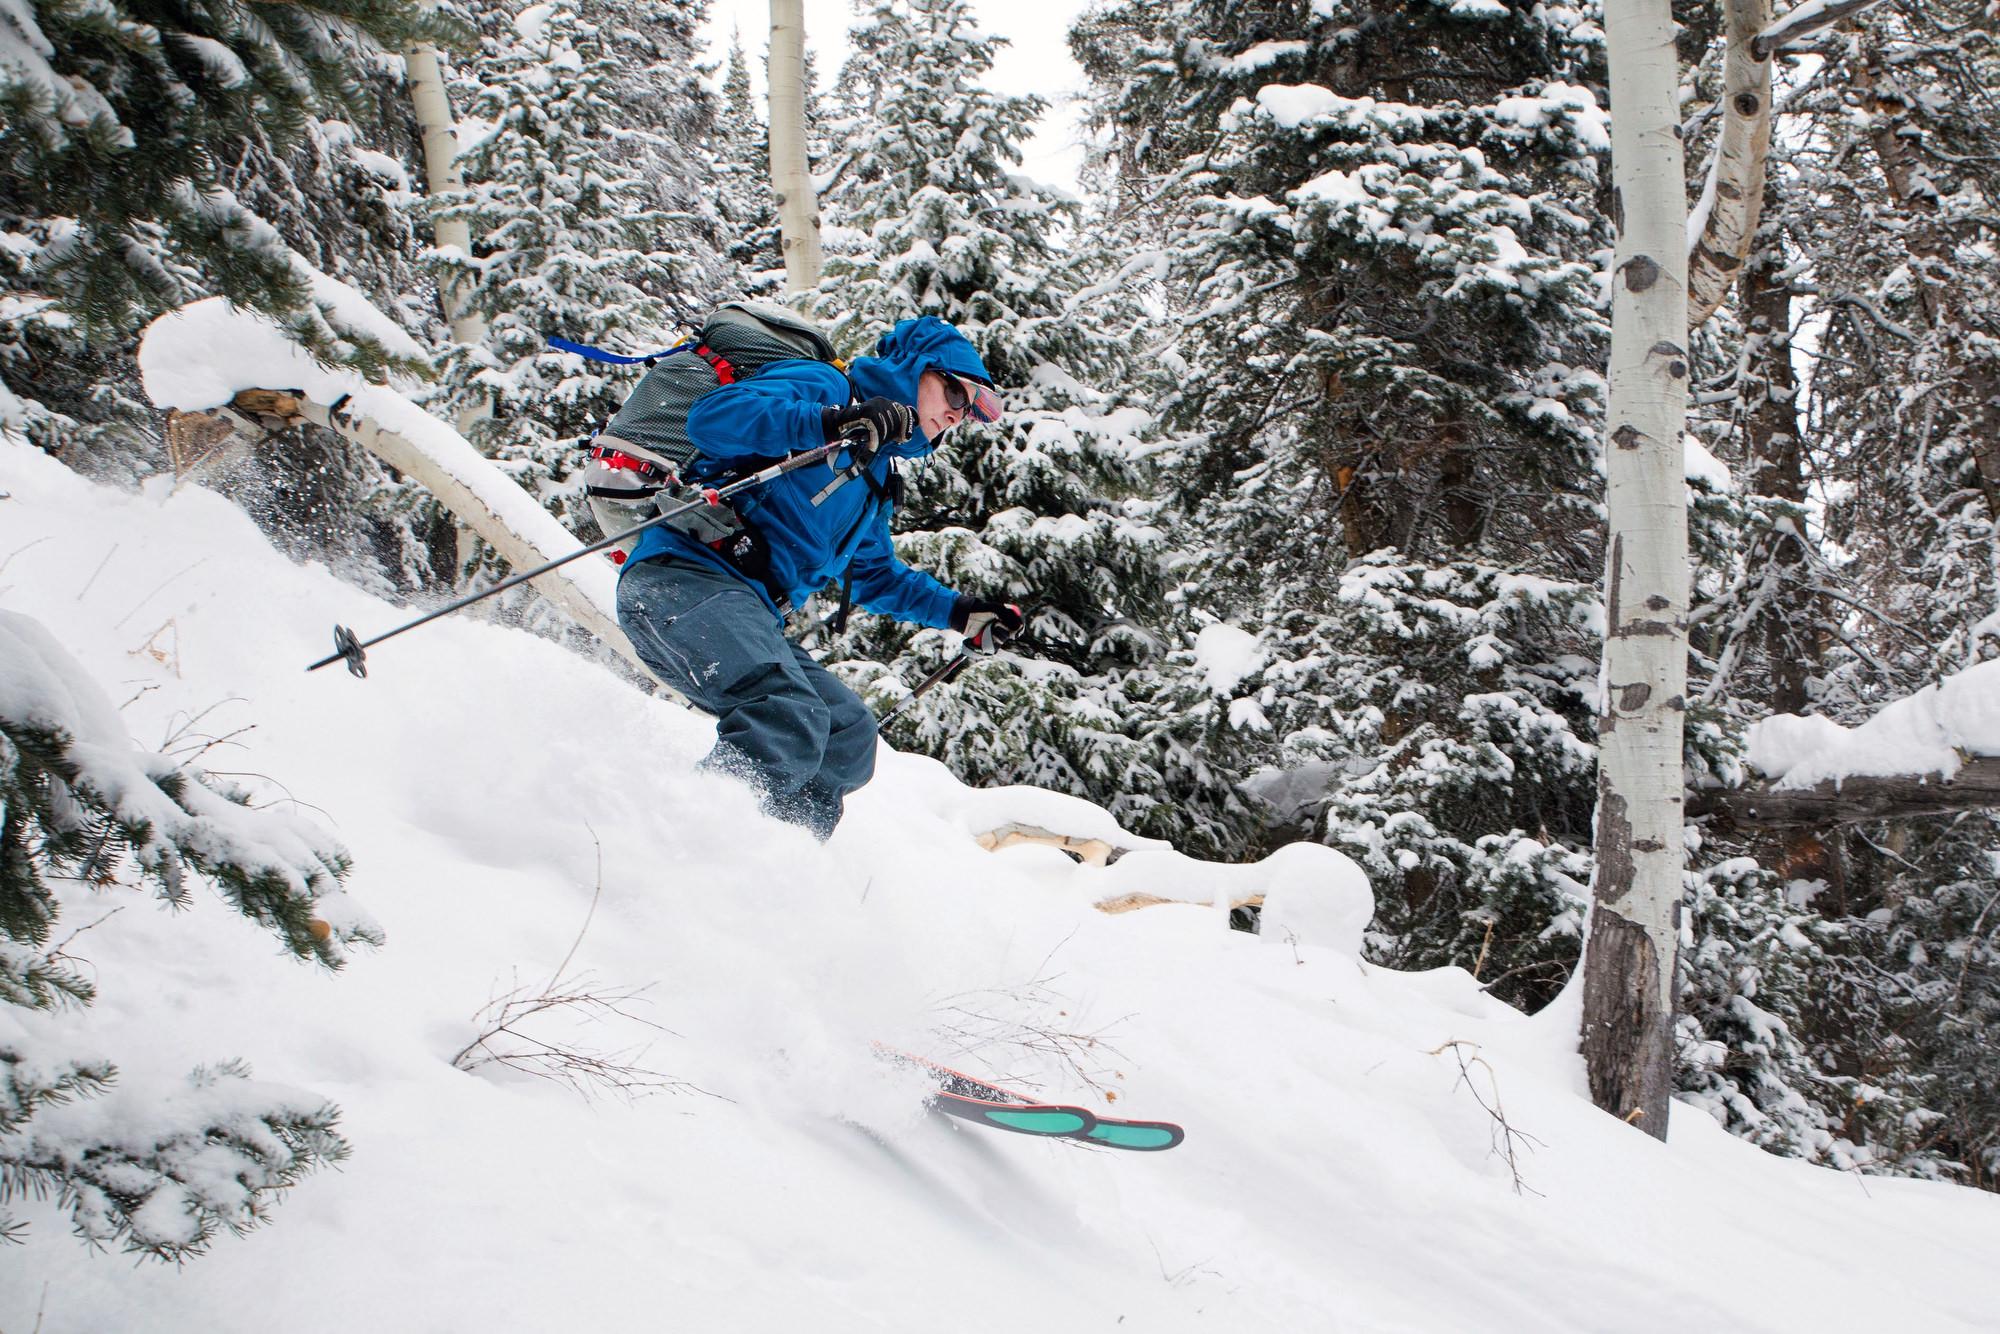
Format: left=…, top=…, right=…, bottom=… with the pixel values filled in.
left=1429, top=1040, right=1544, bottom=1195
left=925, top=965, right=1131, bottom=1105
left=1752, top=0, right=1893, bottom=61
left=450, top=833, right=721, bottom=1104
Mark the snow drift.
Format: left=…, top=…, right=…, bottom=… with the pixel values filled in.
left=3, top=438, right=1997, bottom=1332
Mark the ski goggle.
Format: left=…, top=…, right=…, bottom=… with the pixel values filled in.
left=941, top=372, right=1004, bottom=424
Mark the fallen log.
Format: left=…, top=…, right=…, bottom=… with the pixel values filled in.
left=1690, top=757, right=2000, bottom=827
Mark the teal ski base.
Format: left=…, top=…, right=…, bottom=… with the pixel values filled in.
left=879, top=1047, right=1185, bottom=1152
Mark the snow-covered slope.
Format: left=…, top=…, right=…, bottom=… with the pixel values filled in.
left=4, top=439, right=1997, bottom=1333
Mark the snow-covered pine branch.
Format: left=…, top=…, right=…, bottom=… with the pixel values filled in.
left=0, top=610, right=372, bottom=1258
left=0, top=612, right=376, bottom=964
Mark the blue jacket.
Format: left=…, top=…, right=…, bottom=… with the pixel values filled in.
left=622, top=317, right=993, bottom=626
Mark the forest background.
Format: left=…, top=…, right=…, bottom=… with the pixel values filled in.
left=3, top=0, right=1996, bottom=1199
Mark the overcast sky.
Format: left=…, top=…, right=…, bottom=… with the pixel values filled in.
left=695, top=0, right=1094, bottom=193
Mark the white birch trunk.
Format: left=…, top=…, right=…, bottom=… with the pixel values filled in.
left=1685, top=0, right=1773, bottom=327
left=407, top=36, right=488, bottom=564
left=767, top=0, right=824, bottom=293
left=406, top=43, right=486, bottom=350
left=1579, top=0, right=1692, bottom=1142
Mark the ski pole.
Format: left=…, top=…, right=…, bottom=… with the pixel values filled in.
left=876, top=651, right=972, bottom=725
left=875, top=605, right=1027, bottom=723
left=308, top=441, right=847, bottom=677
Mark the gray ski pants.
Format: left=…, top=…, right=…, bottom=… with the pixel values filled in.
left=616, top=555, right=877, bottom=840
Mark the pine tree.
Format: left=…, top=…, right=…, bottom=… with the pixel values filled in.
left=0, top=0, right=458, bottom=596
left=811, top=0, right=1247, bottom=853
left=430, top=1, right=712, bottom=555
left=0, top=612, right=380, bottom=1257
left=0, top=0, right=450, bottom=365
left=1074, top=0, right=1615, bottom=988
left=711, top=31, right=783, bottom=284
left=572, top=0, right=728, bottom=296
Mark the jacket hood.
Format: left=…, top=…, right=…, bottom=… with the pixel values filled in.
left=845, top=316, right=994, bottom=457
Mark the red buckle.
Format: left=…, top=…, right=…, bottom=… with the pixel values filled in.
left=591, top=447, right=657, bottom=475
left=697, top=344, right=737, bottom=385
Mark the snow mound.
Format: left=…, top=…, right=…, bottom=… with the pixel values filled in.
left=1747, top=659, right=2000, bottom=787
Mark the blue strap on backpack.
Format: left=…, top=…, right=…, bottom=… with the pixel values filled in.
left=547, top=336, right=693, bottom=366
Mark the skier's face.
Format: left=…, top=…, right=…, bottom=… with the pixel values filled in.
left=916, top=370, right=968, bottom=440
left=917, top=371, right=1002, bottom=440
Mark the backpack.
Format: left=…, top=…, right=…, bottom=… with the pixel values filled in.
left=579, top=301, right=845, bottom=559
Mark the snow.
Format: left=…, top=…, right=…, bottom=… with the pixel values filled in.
left=5, top=438, right=2000, bottom=1330
left=514, top=2, right=557, bottom=46
left=1247, top=84, right=1432, bottom=134
left=1202, top=39, right=1309, bottom=76
left=1685, top=431, right=1733, bottom=491
left=1491, top=82, right=1611, bottom=153
left=1193, top=621, right=1265, bottom=695
left=1748, top=659, right=2000, bottom=788
left=134, top=289, right=618, bottom=629
left=166, top=33, right=249, bottom=89
left=345, top=147, right=411, bottom=192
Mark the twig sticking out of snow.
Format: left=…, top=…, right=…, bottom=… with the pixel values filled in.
left=925, top=943, right=1131, bottom=1103
left=449, top=830, right=720, bottom=1104
left=1430, top=1040, right=1545, bottom=1196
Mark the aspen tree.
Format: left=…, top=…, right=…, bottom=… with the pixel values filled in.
left=768, top=0, right=824, bottom=291
left=1580, top=0, right=1692, bottom=1139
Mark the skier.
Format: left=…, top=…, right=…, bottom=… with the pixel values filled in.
left=615, top=316, right=1022, bottom=840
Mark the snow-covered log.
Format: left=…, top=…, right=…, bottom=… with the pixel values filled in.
left=1692, top=760, right=2000, bottom=827
left=1581, top=0, right=1692, bottom=1143
left=976, top=822, right=1125, bottom=868
left=1695, top=660, right=2000, bottom=826
left=768, top=0, right=823, bottom=292
left=137, top=295, right=659, bottom=688
left=1751, top=0, right=1890, bottom=59
left=1686, top=0, right=1773, bottom=327
left=293, top=393, right=639, bottom=668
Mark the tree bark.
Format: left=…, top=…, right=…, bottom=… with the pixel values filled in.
left=1691, top=759, right=2000, bottom=827
left=1859, top=45, right=2000, bottom=516
left=1686, top=0, right=1772, bottom=328
left=767, top=0, right=823, bottom=293
left=1740, top=245, right=1814, bottom=716
left=1581, top=0, right=1691, bottom=1143
left=406, top=42, right=486, bottom=349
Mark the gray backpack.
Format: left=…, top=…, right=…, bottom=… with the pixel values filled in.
left=583, top=301, right=844, bottom=556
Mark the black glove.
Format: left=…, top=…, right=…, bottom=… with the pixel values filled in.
left=950, top=597, right=1024, bottom=654
left=821, top=397, right=915, bottom=462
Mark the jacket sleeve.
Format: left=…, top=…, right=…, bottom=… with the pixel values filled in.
left=685, top=361, right=850, bottom=462
left=844, top=512, right=959, bottom=629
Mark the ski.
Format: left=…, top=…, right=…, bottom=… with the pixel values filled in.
left=931, top=1088, right=1104, bottom=1140
left=876, top=1045, right=1186, bottom=1152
